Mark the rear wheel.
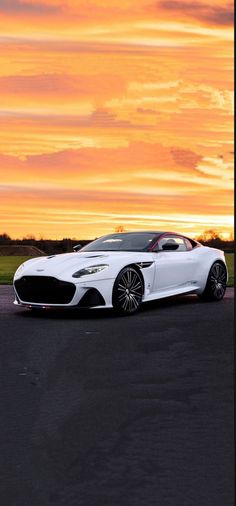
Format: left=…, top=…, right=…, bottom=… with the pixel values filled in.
left=198, top=262, right=227, bottom=301
left=112, top=267, right=143, bottom=315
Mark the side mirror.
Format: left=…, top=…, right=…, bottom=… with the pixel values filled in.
left=73, top=244, right=82, bottom=252
left=162, top=243, right=179, bottom=251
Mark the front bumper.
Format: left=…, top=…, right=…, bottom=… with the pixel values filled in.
left=13, top=276, right=115, bottom=309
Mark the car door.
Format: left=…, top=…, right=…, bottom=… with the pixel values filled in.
left=151, top=235, right=196, bottom=293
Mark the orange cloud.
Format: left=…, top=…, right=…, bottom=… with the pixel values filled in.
left=157, top=1, right=234, bottom=26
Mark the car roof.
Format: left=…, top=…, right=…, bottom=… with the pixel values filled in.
left=105, top=231, right=199, bottom=243
left=108, top=231, right=163, bottom=235
left=107, top=231, right=183, bottom=236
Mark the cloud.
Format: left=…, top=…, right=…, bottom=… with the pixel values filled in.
left=158, top=1, right=234, bottom=26
left=0, top=142, right=204, bottom=194
left=0, top=0, right=59, bottom=14
left=136, top=108, right=158, bottom=115
left=25, top=142, right=202, bottom=173
left=171, top=148, right=202, bottom=168
left=87, top=108, right=145, bottom=129
left=0, top=145, right=232, bottom=238
left=0, top=183, right=233, bottom=226
left=0, top=74, right=126, bottom=101
left=0, top=108, right=147, bottom=131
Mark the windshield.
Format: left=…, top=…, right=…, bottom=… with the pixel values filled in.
left=80, top=233, right=157, bottom=252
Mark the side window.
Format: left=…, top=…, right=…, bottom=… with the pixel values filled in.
left=158, top=236, right=188, bottom=252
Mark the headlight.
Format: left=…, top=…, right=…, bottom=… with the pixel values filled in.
left=72, top=264, right=109, bottom=278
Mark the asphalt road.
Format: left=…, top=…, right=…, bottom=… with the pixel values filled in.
left=0, top=286, right=234, bottom=506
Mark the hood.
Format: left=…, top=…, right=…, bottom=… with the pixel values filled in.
left=16, top=250, right=147, bottom=279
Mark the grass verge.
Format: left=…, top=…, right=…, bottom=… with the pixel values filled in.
left=225, top=253, right=234, bottom=287
left=0, top=253, right=234, bottom=286
left=0, top=256, right=31, bottom=284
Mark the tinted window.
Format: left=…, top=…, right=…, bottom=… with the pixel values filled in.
left=80, top=233, right=157, bottom=252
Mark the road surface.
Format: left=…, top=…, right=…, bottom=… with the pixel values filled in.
left=0, top=286, right=234, bottom=506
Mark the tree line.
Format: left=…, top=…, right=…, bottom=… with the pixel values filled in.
left=0, top=229, right=234, bottom=254
left=0, top=234, right=90, bottom=255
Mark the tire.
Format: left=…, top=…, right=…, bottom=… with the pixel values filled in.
left=112, top=266, right=143, bottom=315
left=198, top=261, right=227, bottom=302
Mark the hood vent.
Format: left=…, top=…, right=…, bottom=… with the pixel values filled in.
left=84, top=254, right=106, bottom=258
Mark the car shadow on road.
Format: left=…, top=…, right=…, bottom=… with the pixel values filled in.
left=16, top=293, right=202, bottom=320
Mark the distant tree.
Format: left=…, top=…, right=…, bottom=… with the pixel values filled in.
left=23, top=234, right=36, bottom=241
left=115, top=225, right=126, bottom=233
left=197, top=229, right=221, bottom=242
left=196, top=230, right=234, bottom=252
left=61, top=238, right=73, bottom=252
left=0, top=233, right=11, bottom=244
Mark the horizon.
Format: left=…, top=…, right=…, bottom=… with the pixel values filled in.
left=0, top=230, right=234, bottom=242
left=0, top=0, right=234, bottom=239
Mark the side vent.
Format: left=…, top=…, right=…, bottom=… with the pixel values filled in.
left=136, top=262, right=153, bottom=269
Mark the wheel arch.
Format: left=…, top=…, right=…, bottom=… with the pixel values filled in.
left=210, top=259, right=228, bottom=281
left=208, top=258, right=228, bottom=276
left=198, top=257, right=228, bottom=294
left=198, top=258, right=228, bottom=301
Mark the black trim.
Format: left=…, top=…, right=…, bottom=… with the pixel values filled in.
left=78, top=288, right=105, bottom=307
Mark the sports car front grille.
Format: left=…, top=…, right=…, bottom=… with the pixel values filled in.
left=14, top=276, right=76, bottom=304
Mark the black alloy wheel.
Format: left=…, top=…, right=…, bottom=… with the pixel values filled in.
left=112, top=267, right=143, bottom=315
left=198, top=262, right=227, bottom=301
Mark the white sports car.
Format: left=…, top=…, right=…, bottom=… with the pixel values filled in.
left=13, top=231, right=228, bottom=315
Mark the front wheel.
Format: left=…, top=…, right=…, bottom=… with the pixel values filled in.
left=112, top=267, right=143, bottom=315
left=198, top=262, right=227, bottom=302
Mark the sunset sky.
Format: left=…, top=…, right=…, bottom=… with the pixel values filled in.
left=0, top=0, right=234, bottom=239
